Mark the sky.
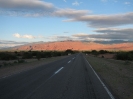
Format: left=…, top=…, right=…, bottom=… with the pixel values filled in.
left=0, top=0, right=133, bottom=48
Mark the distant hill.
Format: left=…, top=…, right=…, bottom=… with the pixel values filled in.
left=12, top=41, right=133, bottom=51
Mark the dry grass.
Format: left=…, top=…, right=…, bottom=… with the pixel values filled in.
left=86, top=55, right=133, bottom=99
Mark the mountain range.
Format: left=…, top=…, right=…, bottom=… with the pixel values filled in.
left=11, top=41, right=133, bottom=51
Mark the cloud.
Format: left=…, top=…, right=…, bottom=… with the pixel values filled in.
left=0, top=40, right=28, bottom=49
left=14, top=28, right=131, bottom=42
left=125, top=2, right=131, bottom=5
left=13, top=33, right=35, bottom=39
left=71, top=28, right=133, bottom=41
left=13, top=33, right=21, bottom=38
left=65, top=12, right=133, bottom=28
left=95, top=28, right=133, bottom=34
left=13, top=33, right=45, bottom=39
left=0, top=0, right=55, bottom=11
left=92, top=28, right=133, bottom=40
left=0, top=0, right=90, bottom=18
left=72, top=33, right=88, bottom=37
left=53, top=8, right=89, bottom=18
left=0, top=0, right=132, bottom=29
left=72, top=1, right=80, bottom=6
left=64, top=32, right=69, bottom=33
left=72, top=33, right=105, bottom=41
left=46, top=28, right=133, bottom=42
left=46, top=35, right=81, bottom=41
left=64, top=0, right=67, bottom=2
left=0, top=0, right=56, bottom=17
left=22, top=35, right=35, bottom=39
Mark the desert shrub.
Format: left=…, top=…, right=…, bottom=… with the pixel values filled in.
left=83, top=51, right=91, bottom=54
left=36, top=52, right=41, bottom=60
left=31, top=51, right=38, bottom=56
left=91, top=50, right=99, bottom=56
left=44, top=51, right=52, bottom=58
left=101, top=55, right=104, bottom=58
left=99, top=50, right=108, bottom=54
left=65, top=49, right=74, bottom=55
left=22, top=52, right=32, bottom=59
left=3, top=62, right=8, bottom=66
left=51, top=51, right=62, bottom=57
left=14, top=61, right=18, bottom=64
left=0, top=53, right=17, bottom=60
left=115, top=51, right=133, bottom=61
left=18, top=59, right=25, bottom=63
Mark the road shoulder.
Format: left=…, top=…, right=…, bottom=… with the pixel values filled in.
left=85, top=55, right=133, bottom=99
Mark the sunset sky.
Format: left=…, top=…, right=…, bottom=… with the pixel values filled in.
left=0, top=0, right=133, bottom=48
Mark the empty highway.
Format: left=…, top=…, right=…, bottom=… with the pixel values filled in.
left=0, top=53, right=115, bottom=99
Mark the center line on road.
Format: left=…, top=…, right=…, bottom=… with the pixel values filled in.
left=55, top=67, right=64, bottom=74
left=68, top=60, right=71, bottom=63
left=72, top=57, right=75, bottom=60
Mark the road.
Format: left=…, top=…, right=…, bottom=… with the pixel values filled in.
left=0, top=53, right=115, bottom=99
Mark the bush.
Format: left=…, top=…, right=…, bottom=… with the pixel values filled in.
left=91, top=50, right=99, bottom=56
left=115, top=51, right=133, bottom=61
left=99, top=50, right=108, bottom=54
left=101, top=55, right=104, bottom=58
left=0, top=53, right=17, bottom=60
left=14, top=61, right=18, bottom=64
left=36, top=52, right=41, bottom=60
left=3, top=62, right=8, bottom=66
left=0, top=64, right=2, bottom=68
left=65, top=49, right=74, bottom=55
left=18, top=59, right=25, bottom=63
left=22, top=52, right=32, bottom=59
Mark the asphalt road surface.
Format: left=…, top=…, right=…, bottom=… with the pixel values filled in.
left=0, top=53, right=115, bottom=99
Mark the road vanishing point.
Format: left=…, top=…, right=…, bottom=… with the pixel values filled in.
left=0, top=53, right=115, bottom=99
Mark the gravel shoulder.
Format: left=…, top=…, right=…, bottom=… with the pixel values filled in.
left=86, top=55, right=133, bottom=99
left=0, top=56, right=67, bottom=78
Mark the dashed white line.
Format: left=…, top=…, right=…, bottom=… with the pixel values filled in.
left=68, top=60, right=71, bottom=63
left=72, top=57, right=75, bottom=60
left=55, top=67, right=64, bottom=74
left=84, top=56, right=115, bottom=99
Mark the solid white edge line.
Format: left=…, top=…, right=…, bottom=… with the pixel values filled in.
left=84, top=56, right=115, bottom=99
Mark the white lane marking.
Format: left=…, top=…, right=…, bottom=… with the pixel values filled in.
left=24, top=66, right=64, bottom=99
left=55, top=67, right=64, bottom=74
left=84, top=57, right=115, bottom=99
left=68, top=60, right=71, bottom=63
left=72, top=57, right=75, bottom=60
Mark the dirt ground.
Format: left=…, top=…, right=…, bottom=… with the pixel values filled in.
left=0, top=56, right=67, bottom=78
left=86, top=55, right=133, bottom=99
left=98, top=53, right=116, bottom=59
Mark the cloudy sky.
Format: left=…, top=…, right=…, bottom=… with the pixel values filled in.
left=0, top=0, right=133, bottom=48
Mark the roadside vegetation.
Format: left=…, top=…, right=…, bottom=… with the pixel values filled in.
left=83, top=50, right=133, bottom=61
left=0, top=50, right=133, bottom=68
left=0, top=49, right=75, bottom=68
